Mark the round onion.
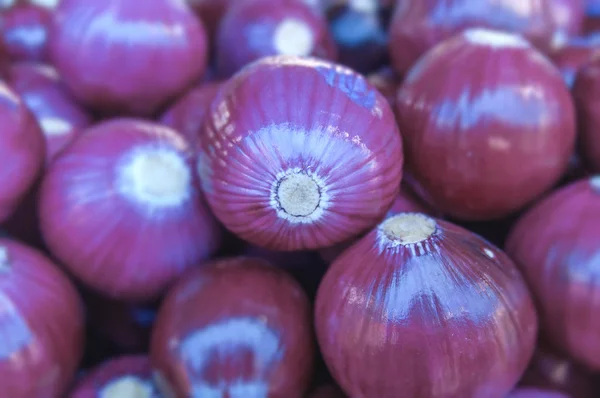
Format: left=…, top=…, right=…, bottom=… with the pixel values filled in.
left=549, top=35, right=600, bottom=87
left=216, top=0, right=337, bottom=77
left=396, top=28, right=576, bottom=221
left=48, top=0, right=209, bottom=116
left=389, top=0, right=559, bottom=76
left=572, top=55, right=600, bottom=172
left=0, top=79, right=45, bottom=223
left=70, top=355, right=161, bottom=398
left=507, top=389, right=570, bottom=398
left=506, top=176, right=600, bottom=371
left=0, top=238, right=85, bottom=397
left=0, top=2, right=51, bottom=62
left=151, top=256, right=314, bottom=397
left=315, top=212, right=538, bottom=398
left=198, top=55, right=403, bottom=251
left=39, top=119, right=221, bottom=301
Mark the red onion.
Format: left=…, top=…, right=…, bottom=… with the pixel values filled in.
left=198, top=55, right=403, bottom=251
left=48, top=0, right=209, bottom=117
left=151, top=257, right=314, bottom=397
left=216, top=0, right=337, bottom=77
left=366, top=66, right=400, bottom=107
left=0, top=79, right=45, bottom=223
left=389, top=0, right=559, bottom=76
left=39, top=119, right=221, bottom=301
left=548, top=0, right=586, bottom=44
left=0, top=238, right=85, bottom=397
left=186, top=0, right=234, bottom=41
left=70, top=355, right=161, bottom=398
left=396, top=28, right=576, bottom=221
left=0, top=2, right=51, bottom=62
left=549, top=35, right=600, bottom=88
left=310, top=384, right=347, bottom=398
left=506, top=176, right=600, bottom=371
left=572, top=55, right=600, bottom=172
left=315, top=212, right=538, bottom=398
left=159, top=82, right=222, bottom=148
left=507, top=389, right=570, bottom=398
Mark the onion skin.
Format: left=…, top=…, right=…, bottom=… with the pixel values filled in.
left=0, top=80, right=45, bottom=223
left=198, top=55, right=403, bottom=251
left=0, top=238, right=85, bottom=398
left=48, top=0, right=208, bottom=117
left=572, top=56, right=600, bottom=172
left=70, top=355, right=161, bottom=398
left=315, top=213, right=538, bottom=398
left=506, top=177, right=600, bottom=371
left=507, top=389, right=570, bottom=398
left=548, top=0, right=586, bottom=43
left=549, top=36, right=600, bottom=88
left=0, top=3, right=51, bottom=62
left=39, top=119, right=221, bottom=301
left=151, top=257, right=314, bottom=397
left=396, top=28, right=576, bottom=221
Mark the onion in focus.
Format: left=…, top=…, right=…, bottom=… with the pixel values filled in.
left=315, top=212, right=538, bottom=398
left=572, top=54, right=600, bottom=172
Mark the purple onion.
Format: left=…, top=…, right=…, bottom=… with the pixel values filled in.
left=548, top=0, right=586, bottom=44
left=507, top=389, right=570, bottom=398
left=572, top=54, right=600, bottom=172
left=0, top=2, right=51, bottom=62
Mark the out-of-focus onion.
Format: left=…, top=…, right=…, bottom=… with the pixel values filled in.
left=548, top=0, right=586, bottom=46
left=315, top=212, right=538, bottom=398
left=396, top=28, right=576, bottom=221
left=0, top=2, right=51, bottom=62
left=506, top=176, right=600, bottom=371
left=39, top=119, right=221, bottom=301
left=198, top=55, right=403, bottom=251
left=151, top=257, right=314, bottom=397
left=0, top=238, right=85, bottom=397
left=572, top=55, right=600, bottom=172
left=549, top=35, right=600, bottom=88
left=48, top=0, right=209, bottom=116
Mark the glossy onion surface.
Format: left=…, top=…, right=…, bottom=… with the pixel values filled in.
left=315, top=212, right=538, bottom=398
left=572, top=55, right=600, bottom=172
left=506, top=177, right=600, bottom=371
left=0, top=79, right=45, bottom=222
left=39, top=119, right=221, bottom=301
left=48, top=0, right=208, bottom=116
left=549, top=35, right=600, bottom=88
left=198, top=55, right=403, bottom=251
left=216, top=0, right=336, bottom=77
left=0, top=238, right=85, bottom=398
left=0, top=3, right=51, bottom=62
left=396, top=28, right=576, bottom=221
left=389, top=0, right=558, bottom=75
left=7, top=62, right=91, bottom=164
left=151, top=257, right=314, bottom=397
left=70, top=355, right=161, bottom=398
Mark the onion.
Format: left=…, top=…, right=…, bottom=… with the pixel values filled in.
left=70, top=355, right=161, bottom=398
left=549, top=35, right=600, bottom=88
left=0, top=238, right=85, bottom=397
left=507, top=389, right=570, bottom=398
left=39, top=119, right=221, bottom=301
left=151, top=257, right=314, bottom=397
left=0, top=79, right=45, bottom=223
left=315, top=212, right=538, bottom=398
left=198, top=55, right=403, bottom=251
left=216, top=0, right=337, bottom=77
left=506, top=176, right=600, bottom=371
left=310, top=384, right=347, bottom=398
left=389, top=0, right=559, bottom=76
left=48, top=0, right=209, bottom=117
left=0, top=2, right=51, bottom=62
left=547, top=0, right=586, bottom=46
left=366, top=66, right=400, bottom=107
left=572, top=55, right=600, bottom=172
left=396, top=28, right=576, bottom=221
left=186, top=0, right=234, bottom=41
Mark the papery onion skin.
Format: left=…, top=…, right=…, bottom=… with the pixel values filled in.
left=572, top=55, right=600, bottom=172
left=151, top=257, right=314, bottom=398
left=39, top=119, right=221, bottom=301
left=198, top=55, right=403, bottom=251
left=0, top=238, right=85, bottom=398
left=70, top=355, right=161, bottom=398
left=216, top=0, right=337, bottom=77
left=396, top=28, right=576, bottom=221
left=506, top=177, right=600, bottom=371
left=48, top=0, right=208, bottom=117
left=0, top=3, right=51, bottom=62
left=0, top=80, right=45, bottom=223
left=507, top=389, right=570, bottom=398
left=315, top=213, right=538, bottom=398
left=549, top=35, right=600, bottom=88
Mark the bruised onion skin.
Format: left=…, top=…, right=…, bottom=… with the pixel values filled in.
left=39, top=119, right=221, bottom=301
left=216, top=0, right=337, bottom=77
left=151, top=257, right=314, bottom=397
left=549, top=35, right=600, bottom=88
left=198, top=55, right=403, bottom=251
left=70, top=355, right=161, bottom=398
left=0, top=238, right=85, bottom=398
left=572, top=56, right=600, bottom=172
left=0, top=3, right=51, bottom=62
left=506, top=177, right=600, bottom=371
left=396, top=28, right=576, bottom=221
left=49, top=0, right=208, bottom=117
left=315, top=213, right=538, bottom=398
left=507, top=389, right=569, bottom=398
left=389, top=0, right=558, bottom=76
left=0, top=80, right=45, bottom=222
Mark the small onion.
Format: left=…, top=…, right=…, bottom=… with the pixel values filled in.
left=506, top=176, right=600, bottom=371
left=549, top=35, right=600, bottom=88
left=396, top=28, right=576, bottom=221
left=198, top=55, right=403, bottom=251
left=507, top=389, right=570, bottom=398
left=48, top=0, right=209, bottom=116
left=0, top=2, right=51, bottom=62
left=151, top=257, right=314, bottom=397
left=39, top=119, right=221, bottom=301
left=315, top=212, right=538, bottom=398
left=0, top=238, right=85, bottom=397
left=572, top=55, right=600, bottom=172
